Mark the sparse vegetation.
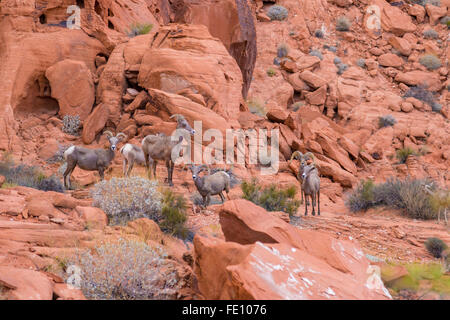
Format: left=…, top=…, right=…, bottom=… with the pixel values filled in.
left=378, top=115, right=397, bottom=128
left=266, top=68, right=276, bottom=77
left=159, top=189, right=189, bottom=239
left=396, top=147, right=417, bottom=164
left=277, top=43, right=289, bottom=58
left=404, top=85, right=436, bottom=107
left=423, top=29, right=439, bottom=39
left=247, top=98, right=266, bottom=117
left=309, top=49, right=323, bottom=60
left=68, top=239, right=181, bottom=300
left=431, top=102, right=442, bottom=113
left=419, top=54, right=442, bottom=70
left=336, top=16, right=351, bottom=31
left=46, top=144, right=70, bottom=164
left=314, top=29, right=324, bottom=38
left=356, top=58, right=366, bottom=68
left=346, top=178, right=438, bottom=220
left=323, top=44, right=337, bottom=53
left=336, top=63, right=348, bottom=75
left=425, top=238, right=448, bottom=258
left=289, top=101, right=303, bottom=112
left=62, top=115, right=81, bottom=136
left=267, top=5, right=289, bottom=21
left=91, top=177, right=162, bottom=225
left=127, top=22, right=153, bottom=37
left=241, top=178, right=300, bottom=216
left=333, top=57, right=342, bottom=65
left=0, top=154, right=64, bottom=192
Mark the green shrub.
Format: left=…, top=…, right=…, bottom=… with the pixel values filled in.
left=127, top=22, right=153, bottom=37
left=423, top=29, right=439, bottom=39
left=159, top=189, right=189, bottom=239
left=267, top=5, right=289, bottom=21
left=247, top=98, right=266, bottom=117
left=336, top=16, right=351, bottom=31
left=440, top=16, right=450, bottom=25
left=267, top=68, right=277, bottom=77
left=425, top=238, right=448, bottom=258
left=419, top=54, right=442, bottom=70
left=62, top=115, right=80, bottom=136
left=378, top=115, right=397, bottom=128
left=68, top=239, right=181, bottom=300
left=91, top=177, right=162, bottom=225
left=0, top=156, right=64, bottom=192
left=241, top=178, right=300, bottom=216
left=346, top=177, right=438, bottom=220
left=396, top=147, right=417, bottom=164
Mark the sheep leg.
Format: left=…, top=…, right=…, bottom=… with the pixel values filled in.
left=169, top=160, right=175, bottom=186
left=122, top=158, right=128, bottom=177
left=98, top=167, right=105, bottom=180
left=202, top=195, right=207, bottom=209
left=317, top=190, right=320, bottom=216
left=63, top=161, right=76, bottom=189
left=144, top=152, right=151, bottom=179
left=219, top=192, right=225, bottom=203
left=152, top=160, right=157, bottom=180
left=166, top=160, right=173, bottom=186
left=304, top=194, right=308, bottom=216
left=206, top=194, right=211, bottom=207
left=127, top=160, right=135, bottom=177
left=311, top=193, right=316, bottom=216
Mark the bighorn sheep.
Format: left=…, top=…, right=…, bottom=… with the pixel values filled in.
left=120, top=143, right=146, bottom=177
left=290, top=151, right=316, bottom=204
left=301, top=164, right=321, bottom=216
left=63, top=131, right=126, bottom=189
left=141, top=114, right=195, bottom=186
left=423, top=183, right=449, bottom=225
left=189, top=164, right=231, bottom=208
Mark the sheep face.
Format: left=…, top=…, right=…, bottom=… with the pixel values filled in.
left=177, top=118, right=195, bottom=135
left=302, top=164, right=316, bottom=180
left=189, top=165, right=208, bottom=179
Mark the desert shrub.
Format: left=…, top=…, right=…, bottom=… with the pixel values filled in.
left=431, top=102, right=442, bottom=112
left=396, top=147, right=417, bottom=164
left=247, top=98, right=266, bottom=117
left=127, top=22, right=153, bottom=37
left=333, top=57, right=342, bottom=65
left=440, top=16, right=450, bottom=25
left=159, top=189, right=189, bottom=239
left=346, top=177, right=438, bottom=220
left=425, top=238, right=448, bottom=258
left=0, top=157, right=64, bottom=192
left=91, top=177, right=162, bottom=225
left=46, top=144, right=70, bottom=164
left=289, top=101, right=303, bottom=112
left=323, top=44, right=337, bottom=52
left=309, top=49, right=323, bottom=60
left=314, top=29, right=324, bottom=38
left=336, top=16, right=351, bottom=31
left=267, top=5, right=288, bottom=21
left=68, top=239, right=181, bottom=300
left=403, top=85, right=436, bottom=106
left=241, top=178, right=300, bottom=216
left=277, top=43, right=289, bottom=58
left=336, top=63, right=348, bottom=75
left=62, top=115, right=80, bottom=136
left=267, top=68, right=276, bottom=77
left=378, top=115, right=397, bottom=128
left=424, top=0, right=440, bottom=6
left=423, top=29, right=439, bottom=39
left=419, top=54, right=442, bottom=70
left=357, top=58, right=366, bottom=68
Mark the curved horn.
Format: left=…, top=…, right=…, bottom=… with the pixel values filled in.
left=200, top=164, right=211, bottom=175
left=103, top=130, right=114, bottom=138
left=116, top=132, right=127, bottom=141
left=290, top=151, right=304, bottom=161
left=170, top=114, right=185, bottom=121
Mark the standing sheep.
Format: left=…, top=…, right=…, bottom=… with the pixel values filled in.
left=301, top=164, right=321, bottom=216
left=189, top=165, right=231, bottom=208
left=290, top=151, right=316, bottom=204
left=63, top=131, right=126, bottom=189
left=141, top=114, right=195, bottom=186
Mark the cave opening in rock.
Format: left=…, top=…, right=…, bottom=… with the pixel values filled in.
left=94, top=1, right=102, bottom=15
left=39, top=14, right=47, bottom=25
left=108, top=20, right=114, bottom=30
left=108, top=9, right=113, bottom=17
left=76, top=0, right=85, bottom=9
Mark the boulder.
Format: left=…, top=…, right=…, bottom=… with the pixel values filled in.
left=388, top=36, right=412, bottom=56
left=0, top=267, right=53, bottom=300
left=369, top=0, right=416, bottom=35
left=394, top=71, right=442, bottom=92
left=138, top=24, right=243, bottom=121
left=75, top=206, right=108, bottom=230
left=81, top=104, right=110, bottom=144
left=378, top=53, right=403, bottom=68
left=192, top=200, right=392, bottom=300
left=299, top=71, right=327, bottom=89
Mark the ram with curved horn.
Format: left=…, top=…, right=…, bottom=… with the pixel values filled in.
left=189, top=164, right=231, bottom=208
left=63, top=131, right=127, bottom=189
left=290, top=151, right=316, bottom=204
left=141, top=113, right=195, bottom=186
